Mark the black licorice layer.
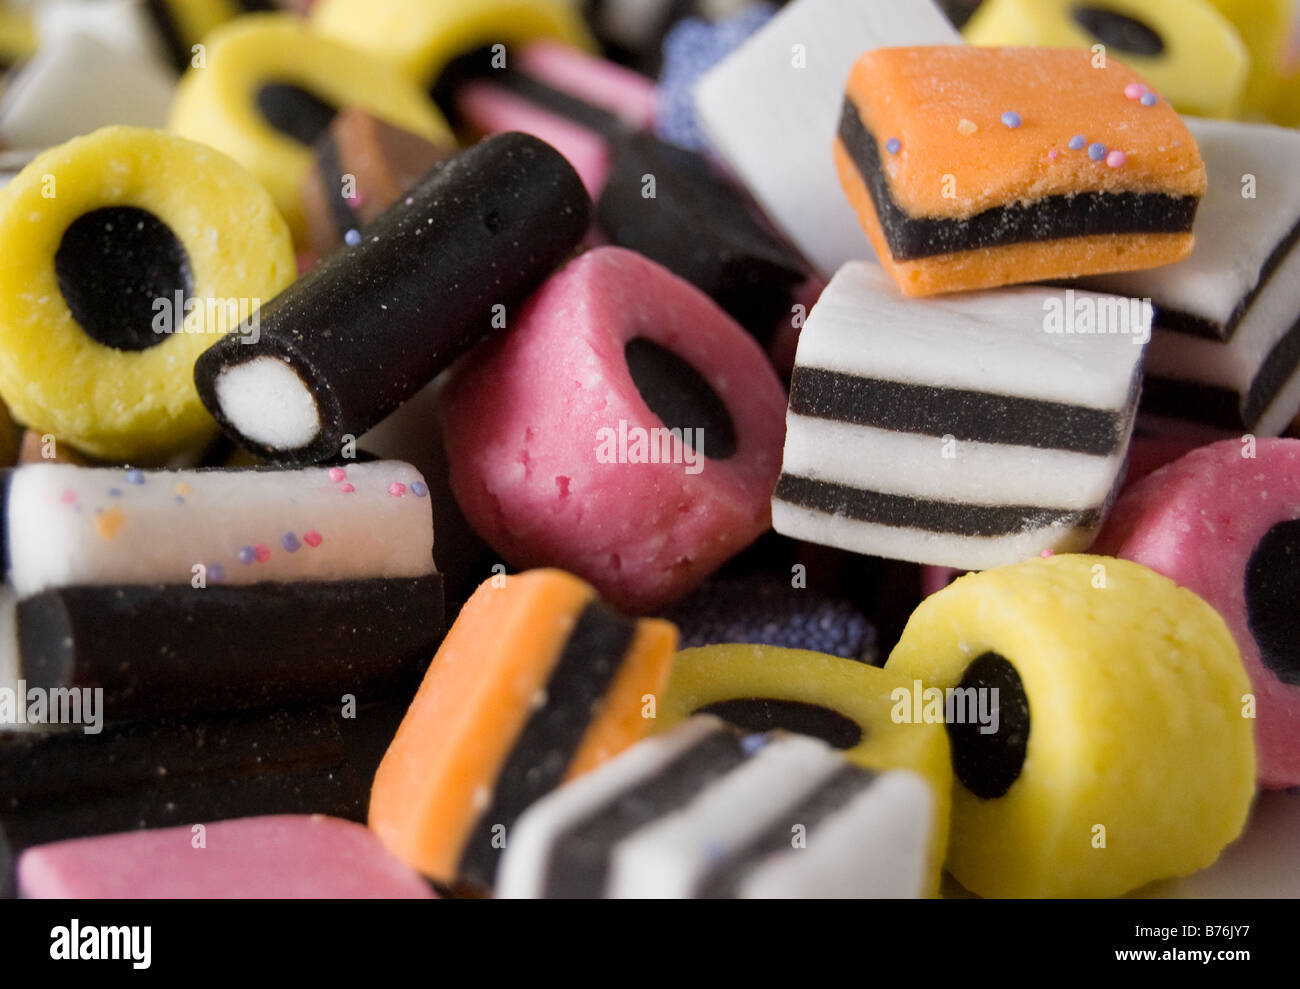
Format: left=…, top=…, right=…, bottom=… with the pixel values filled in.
left=774, top=473, right=1101, bottom=537
left=947, top=651, right=1031, bottom=800
left=1244, top=520, right=1300, bottom=687
left=838, top=99, right=1199, bottom=262
left=694, top=698, right=863, bottom=750
left=54, top=206, right=194, bottom=352
left=194, top=131, right=592, bottom=464
left=624, top=337, right=738, bottom=460
left=16, top=575, right=445, bottom=721
left=315, top=135, right=363, bottom=242
left=1140, top=307, right=1300, bottom=430
left=790, top=367, right=1126, bottom=456
left=597, top=132, right=806, bottom=341
left=0, top=700, right=406, bottom=880
left=456, top=599, right=635, bottom=889
left=544, top=728, right=749, bottom=898
left=694, top=763, right=876, bottom=898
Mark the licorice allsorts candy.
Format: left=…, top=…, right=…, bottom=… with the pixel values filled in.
left=772, top=262, right=1144, bottom=570
left=962, top=0, right=1249, bottom=118
left=835, top=46, right=1207, bottom=297
left=659, top=576, right=876, bottom=661
left=169, top=13, right=453, bottom=240
left=1206, top=0, right=1296, bottom=120
left=1079, top=117, right=1300, bottom=436
left=656, top=4, right=775, bottom=152
left=300, top=108, right=455, bottom=258
left=1094, top=438, right=1300, bottom=788
left=14, top=576, right=445, bottom=722
left=0, top=126, right=295, bottom=462
left=0, top=6, right=34, bottom=76
left=312, top=0, right=595, bottom=85
left=693, top=0, right=960, bottom=278
left=886, top=554, right=1255, bottom=898
left=440, top=247, right=787, bottom=614
left=18, top=815, right=435, bottom=899
left=3, top=462, right=435, bottom=597
left=196, top=131, right=590, bottom=464
left=656, top=644, right=952, bottom=890
left=0, top=31, right=175, bottom=149
left=369, top=569, right=677, bottom=889
left=580, top=0, right=762, bottom=73
left=595, top=132, right=807, bottom=342
left=497, top=716, right=939, bottom=898
left=443, top=41, right=657, bottom=197
left=0, top=701, right=407, bottom=880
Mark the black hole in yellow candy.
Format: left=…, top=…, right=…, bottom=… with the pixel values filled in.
left=54, top=206, right=194, bottom=353
left=257, top=82, right=339, bottom=145
left=694, top=698, right=863, bottom=750
left=1245, top=519, right=1300, bottom=687
left=947, top=651, right=1030, bottom=800
left=1070, top=5, right=1165, bottom=56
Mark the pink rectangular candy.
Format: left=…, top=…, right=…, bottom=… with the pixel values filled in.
left=18, top=815, right=435, bottom=899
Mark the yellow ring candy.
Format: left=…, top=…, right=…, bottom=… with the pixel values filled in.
left=886, top=554, right=1255, bottom=898
left=0, top=126, right=295, bottom=462
left=656, top=644, right=952, bottom=896
left=0, top=6, right=34, bottom=73
left=311, top=0, right=596, bottom=86
left=169, top=13, right=452, bottom=240
left=1207, top=0, right=1292, bottom=119
left=963, top=0, right=1250, bottom=118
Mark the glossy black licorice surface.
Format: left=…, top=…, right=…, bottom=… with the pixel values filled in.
left=194, top=132, right=592, bottom=464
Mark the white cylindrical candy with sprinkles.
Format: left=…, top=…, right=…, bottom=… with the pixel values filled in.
left=2, top=461, right=435, bottom=597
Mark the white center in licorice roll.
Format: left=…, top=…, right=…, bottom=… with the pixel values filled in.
left=214, top=357, right=322, bottom=450
left=623, top=338, right=737, bottom=460
left=947, top=651, right=1030, bottom=800
left=1070, top=5, right=1165, bottom=56
left=256, top=83, right=339, bottom=145
left=1245, top=519, right=1300, bottom=687
left=693, top=698, right=863, bottom=750
left=53, top=206, right=194, bottom=352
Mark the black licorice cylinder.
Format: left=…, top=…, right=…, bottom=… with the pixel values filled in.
left=15, top=575, right=445, bottom=722
left=194, top=131, right=592, bottom=464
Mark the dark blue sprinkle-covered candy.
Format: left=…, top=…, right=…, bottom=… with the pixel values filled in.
left=657, top=5, right=776, bottom=152
left=660, top=575, right=877, bottom=662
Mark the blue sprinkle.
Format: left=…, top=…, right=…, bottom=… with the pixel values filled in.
left=885, top=137, right=901, bottom=155
left=1088, top=142, right=1107, bottom=161
left=1001, top=111, right=1021, bottom=128
left=124, top=469, right=145, bottom=485
left=740, top=733, right=769, bottom=755
left=281, top=532, right=301, bottom=553
left=175, top=496, right=185, bottom=503
left=1068, top=135, right=1087, bottom=151
left=344, top=228, right=361, bottom=247
left=410, top=481, right=429, bottom=497
left=238, top=546, right=256, bottom=565
left=1140, top=92, right=1158, bottom=107
left=208, top=564, right=225, bottom=583
left=108, top=489, right=122, bottom=497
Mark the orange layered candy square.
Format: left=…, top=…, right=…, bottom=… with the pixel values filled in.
left=833, top=46, right=1207, bottom=296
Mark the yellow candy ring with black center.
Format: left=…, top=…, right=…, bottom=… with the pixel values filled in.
left=963, top=0, right=1250, bottom=118
left=655, top=643, right=952, bottom=896
left=886, top=553, right=1255, bottom=899
left=312, top=0, right=595, bottom=88
left=0, top=125, right=295, bottom=462
left=169, top=13, right=453, bottom=241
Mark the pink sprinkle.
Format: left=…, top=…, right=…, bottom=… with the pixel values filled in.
left=303, top=530, right=323, bottom=547
left=1047, top=149, right=1059, bottom=160
left=1040, top=549, right=1055, bottom=558
left=328, top=467, right=347, bottom=483
left=1106, top=149, right=1127, bottom=168
left=1124, top=82, right=1145, bottom=100
left=339, top=483, right=355, bottom=493
left=254, top=544, right=271, bottom=563
left=60, top=489, right=77, bottom=504
left=388, top=482, right=406, bottom=497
